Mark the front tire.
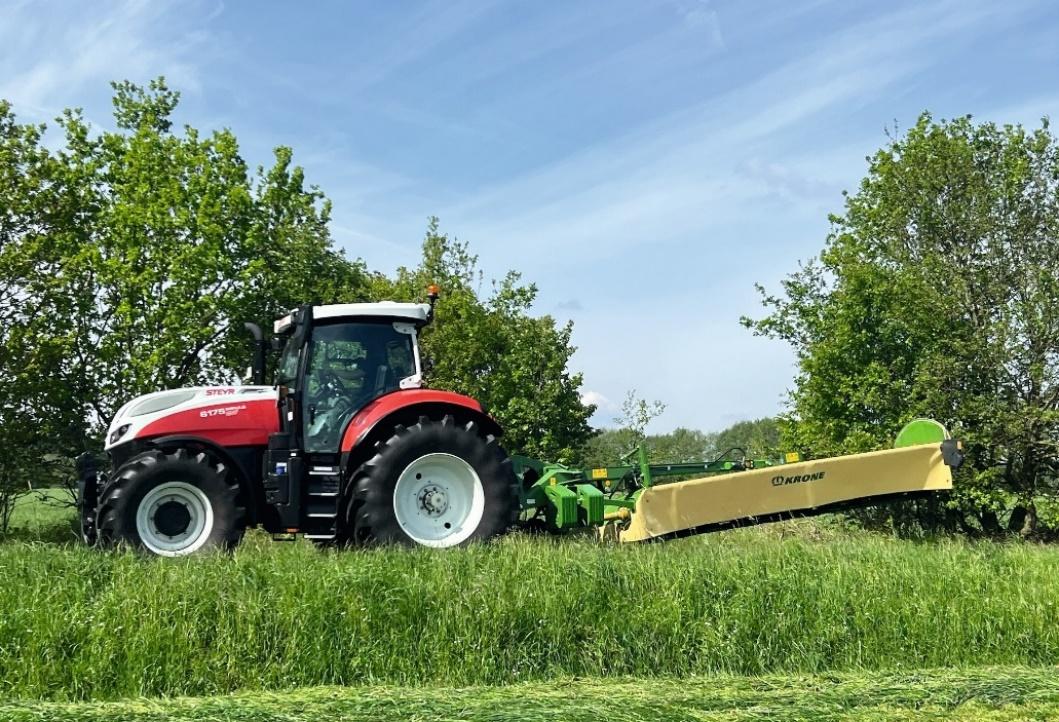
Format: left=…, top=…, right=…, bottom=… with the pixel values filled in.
left=345, top=415, right=520, bottom=547
left=96, top=448, right=245, bottom=556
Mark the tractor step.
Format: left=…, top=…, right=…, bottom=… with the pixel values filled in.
left=303, top=465, right=339, bottom=530
left=303, top=465, right=343, bottom=535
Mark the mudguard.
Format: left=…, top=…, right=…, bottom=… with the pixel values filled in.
left=340, top=389, right=500, bottom=453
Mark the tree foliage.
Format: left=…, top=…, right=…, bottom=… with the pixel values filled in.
left=371, top=219, right=594, bottom=462
left=712, top=417, right=782, bottom=459
left=577, top=390, right=664, bottom=466
left=0, top=79, right=369, bottom=528
left=1, top=79, right=368, bottom=429
left=579, top=402, right=780, bottom=468
left=744, top=113, right=1059, bottom=536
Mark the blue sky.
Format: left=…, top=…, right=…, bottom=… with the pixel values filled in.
left=3, top=0, right=1057, bottom=432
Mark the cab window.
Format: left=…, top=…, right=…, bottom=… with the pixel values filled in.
left=303, top=322, right=416, bottom=452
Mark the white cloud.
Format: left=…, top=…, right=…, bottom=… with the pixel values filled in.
left=580, top=390, right=614, bottom=410
left=976, top=94, right=1059, bottom=128
left=323, top=0, right=500, bottom=94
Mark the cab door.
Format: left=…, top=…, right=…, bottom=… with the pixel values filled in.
left=301, top=321, right=417, bottom=454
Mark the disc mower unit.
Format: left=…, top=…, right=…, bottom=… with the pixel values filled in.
left=515, top=418, right=960, bottom=543
left=76, top=288, right=961, bottom=556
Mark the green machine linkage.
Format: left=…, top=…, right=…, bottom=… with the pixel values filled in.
left=512, top=444, right=792, bottom=531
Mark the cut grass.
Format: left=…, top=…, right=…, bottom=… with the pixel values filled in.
left=3, top=666, right=1059, bottom=721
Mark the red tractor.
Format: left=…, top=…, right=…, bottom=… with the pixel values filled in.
left=78, top=289, right=521, bottom=556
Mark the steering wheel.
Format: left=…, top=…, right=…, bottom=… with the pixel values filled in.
left=310, top=368, right=344, bottom=402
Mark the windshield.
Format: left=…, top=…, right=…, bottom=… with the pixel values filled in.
left=303, top=321, right=416, bottom=452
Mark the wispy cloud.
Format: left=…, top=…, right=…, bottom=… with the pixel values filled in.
left=673, top=0, right=725, bottom=49
left=440, top=0, right=1028, bottom=273
left=417, top=0, right=1041, bottom=430
left=737, top=158, right=834, bottom=202
left=977, top=94, right=1059, bottom=128
left=0, top=0, right=216, bottom=123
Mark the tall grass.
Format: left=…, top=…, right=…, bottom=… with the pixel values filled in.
left=1, top=525, right=1058, bottom=701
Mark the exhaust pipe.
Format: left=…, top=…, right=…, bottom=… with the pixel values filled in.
left=244, top=322, right=266, bottom=386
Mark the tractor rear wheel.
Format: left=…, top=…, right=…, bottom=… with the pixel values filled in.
left=96, top=448, right=245, bottom=556
left=344, top=415, right=520, bottom=547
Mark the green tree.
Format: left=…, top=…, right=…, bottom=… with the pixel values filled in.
left=0, top=79, right=367, bottom=529
left=0, top=97, right=85, bottom=530
left=650, top=427, right=717, bottom=463
left=614, top=390, right=666, bottom=439
left=744, top=113, right=1059, bottom=536
left=373, top=219, right=594, bottom=462
left=576, top=390, right=667, bottom=466
left=577, top=415, right=778, bottom=468
left=712, top=417, right=781, bottom=459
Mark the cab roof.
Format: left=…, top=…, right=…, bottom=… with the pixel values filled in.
left=273, top=302, right=430, bottom=334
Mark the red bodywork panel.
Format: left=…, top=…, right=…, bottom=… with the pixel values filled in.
left=138, top=399, right=279, bottom=447
left=340, top=389, right=488, bottom=452
left=134, top=389, right=489, bottom=453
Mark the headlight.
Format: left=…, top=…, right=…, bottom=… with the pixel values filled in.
left=108, top=424, right=131, bottom=445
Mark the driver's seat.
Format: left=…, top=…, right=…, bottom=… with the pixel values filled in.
left=373, top=365, right=396, bottom=396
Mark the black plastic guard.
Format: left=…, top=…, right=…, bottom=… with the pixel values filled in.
left=940, top=439, right=964, bottom=469
left=74, top=452, right=99, bottom=545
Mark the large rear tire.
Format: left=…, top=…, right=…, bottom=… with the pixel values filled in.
left=344, top=415, right=520, bottom=547
left=96, top=448, right=245, bottom=556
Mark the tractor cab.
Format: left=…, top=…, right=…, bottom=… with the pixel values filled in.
left=268, top=300, right=431, bottom=455
left=256, top=298, right=432, bottom=534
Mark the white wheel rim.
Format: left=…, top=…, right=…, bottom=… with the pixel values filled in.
left=135, top=481, right=214, bottom=556
left=393, top=453, right=485, bottom=548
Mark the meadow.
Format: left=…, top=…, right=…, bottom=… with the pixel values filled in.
left=2, top=492, right=1059, bottom=708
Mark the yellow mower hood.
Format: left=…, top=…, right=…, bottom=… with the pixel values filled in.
left=620, top=442, right=955, bottom=543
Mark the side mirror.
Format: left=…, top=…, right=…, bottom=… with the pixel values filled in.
left=271, top=337, right=284, bottom=352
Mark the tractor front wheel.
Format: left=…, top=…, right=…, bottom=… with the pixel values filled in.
left=345, top=415, right=520, bottom=547
left=96, top=448, right=245, bottom=556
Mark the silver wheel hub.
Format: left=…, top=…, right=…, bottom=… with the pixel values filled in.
left=135, top=481, right=214, bottom=556
left=419, top=484, right=449, bottom=516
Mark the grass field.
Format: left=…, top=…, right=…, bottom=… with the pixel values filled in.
left=3, top=490, right=79, bottom=543
left=3, top=667, right=1059, bottom=721
left=3, top=492, right=1059, bottom=708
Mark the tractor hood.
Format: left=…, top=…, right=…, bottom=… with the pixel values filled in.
left=105, top=386, right=280, bottom=451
